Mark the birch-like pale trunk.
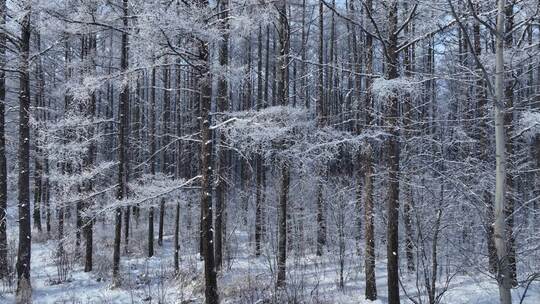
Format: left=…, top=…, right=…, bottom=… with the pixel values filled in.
left=494, top=0, right=512, bottom=302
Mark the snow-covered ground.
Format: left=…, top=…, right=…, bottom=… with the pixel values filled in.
left=1, top=225, right=538, bottom=304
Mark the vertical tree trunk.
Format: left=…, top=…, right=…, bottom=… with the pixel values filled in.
left=264, top=25, right=270, bottom=108
left=148, top=66, right=157, bottom=258
left=16, top=3, right=32, bottom=301
left=316, top=1, right=326, bottom=257
left=327, top=0, right=335, bottom=123
left=215, top=0, right=229, bottom=270
left=174, top=201, right=180, bottom=272
left=316, top=180, right=325, bottom=256
left=58, top=38, right=70, bottom=258
left=276, top=162, right=290, bottom=288
left=113, top=0, right=130, bottom=286
left=159, top=59, right=171, bottom=247
left=276, top=0, right=289, bottom=288
left=386, top=2, right=401, bottom=303
left=197, top=0, right=218, bottom=302
left=317, top=1, right=325, bottom=126
left=504, top=1, right=517, bottom=286
left=0, top=0, right=8, bottom=278
left=364, top=147, right=377, bottom=300
left=85, top=33, right=97, bottom=272
left=300, top=0, right=308, bottom=108
left=493, top=0, right=512, bottom=302
left=32, top=36, right=43, bottom=232
left=472, top=3, right=498, bottom=273
left=363, top=0, right=377, bottom=300
left=403, top=3, right=416, bottom=272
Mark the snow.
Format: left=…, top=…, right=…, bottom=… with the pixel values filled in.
left=371, top=77, right=421, bottom=101
left=2, top=226, right=538, bottom=304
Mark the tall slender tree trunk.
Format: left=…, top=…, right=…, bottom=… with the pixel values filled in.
left=316, top=1, right=326, bottom=257
left=276, top=0, right=289, bottom=288
left=158, top=59, right=171, bottom=247
left=0, top=0, right=8, bottom=278
left=16, top=3, right=33, bottom=301
left=174, top=200, right=180, bottom=272
left=301, top=0, right=308, bottom=108
left=83, top=33, right=97, bottom=272
left=504, top=1, right=517, bottom=285
left=32, top=35, right=43, bottom=232
left=386, top=2, right=401, bottom=303
left=276, top=162, right=290, bottom=288
left=215, top=0, right=229, bottom=269
left=363, top=0, right=377, bottom=300
left=148, top=66, right=157, bottom=258
left=113, top=0, right=130, bottom=286
left=494, top=0, right=512, bottom=302
left=196, top=0, right=218, bottom=302
left=472, top=3, right=498, bottom=273
left=403, top=3, right=416, bottom=272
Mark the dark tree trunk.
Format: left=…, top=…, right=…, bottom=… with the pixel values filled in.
left=0, top=0, right=8, bottom=278
left=16, top=4, right=33, bottom=301
left=159, top=60, right=171, bottom=247
left=363, top=6, right=376, bottom=297
left=158, top=198, right=165, bottom=247
left=174, top=201, right=180, bottom=272
left=402, top=6, right=416, bottom=273
left=315, top=1, right=326, bottom=257
left=276, top=162, right=289, bottom=288
left=124, top=205, right=130, bottom=253
left=215, top=0, right=229, bottom=270
left=33, top=30, right=45, bottom=235
left=83, top=33, right=97, bottom=272
left=385, top=2, right=401, bottom=304
left=148, top=66, right=157, bottom=257
left=364, top=148, right=377, bottom=301
left=276, top=0, right=289, bottom=288
left=197, top=0, right=218, bottom=302
left=113, top=0, right=130, bottom=286
left=504, top=1, right=517, bottom=286
left=316, top=180, right=326, bottom=256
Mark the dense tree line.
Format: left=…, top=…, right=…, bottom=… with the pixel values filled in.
left=0, top=0, right=538, bottom=303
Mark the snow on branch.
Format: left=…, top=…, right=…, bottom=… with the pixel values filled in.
left=371, top=77, right=421, bottom=100
left=518, top=111, right=540, bottom=139
left=219, top=106, right=386, bottom=168
left=86, top=175, right=201, bottom=218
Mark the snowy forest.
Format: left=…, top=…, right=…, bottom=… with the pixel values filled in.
left=0, top=0, right=539, bottom=303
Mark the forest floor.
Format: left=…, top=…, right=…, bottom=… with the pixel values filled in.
left=0, top=219, right=539, bottom=303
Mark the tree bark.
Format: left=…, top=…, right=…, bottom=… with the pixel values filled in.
left=16, top=3, right=32, bottom=301
left=315, top=2, right=327, bottom=257
left=174, top=201, right=180, bottom=272
left=363, top=0, right=377, bottom=300
left=276, top=0, right=289, bottom=288
left=504, top=0, right=517, bottom=285
left=276, top=162, right=290, bottom=288
left=83, top=32, right=97, bottom=272
left=215, top=0, right=229, bottom=270
left=0, top=0, right=8, bottom=278
left=196, top=0, right=218, bottom=301
left=158, top=59, right=171, bottom=247
left=113, top=0, right=130, bottom=286
left=494, top=0, right=512, bottom=302
left=385, top=2, right=401, bottom=303
left=470, top=1, right=499, bottom=274
left=148, top=66, right=157, bottom=258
